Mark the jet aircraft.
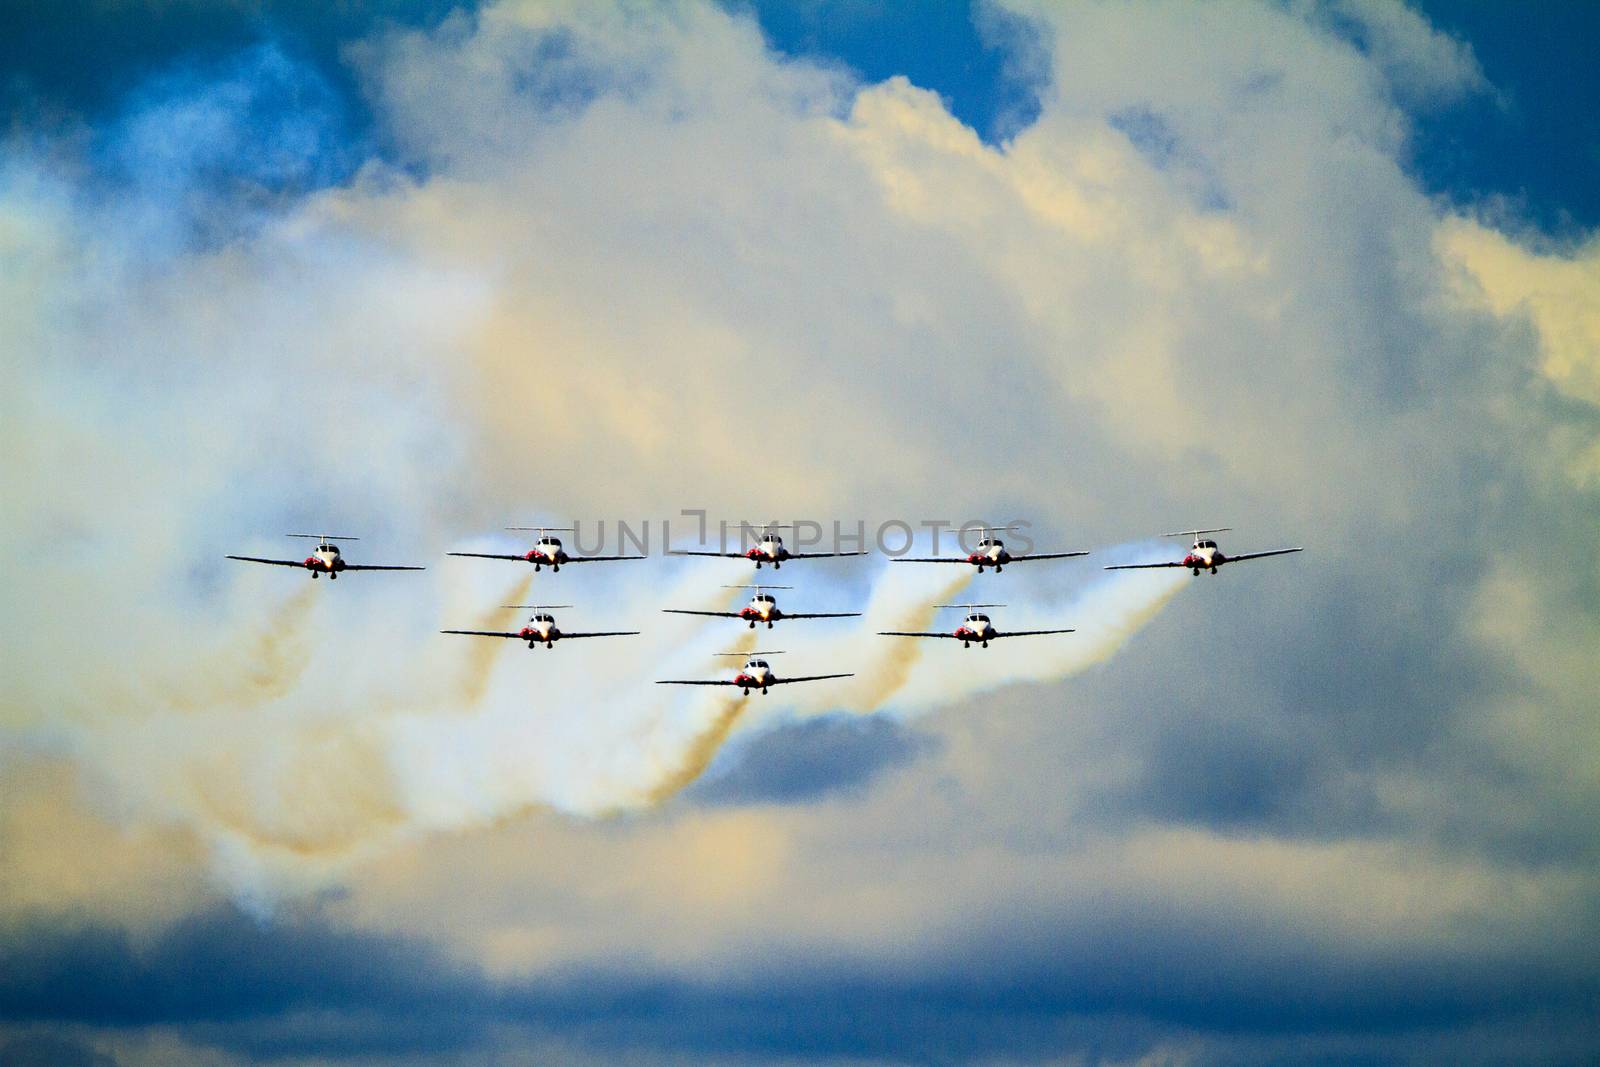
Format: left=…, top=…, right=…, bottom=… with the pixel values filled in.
left=669, top=525, right=866, bottom=570
left=878, top=604, right=1074, bottom=648
left=662, top=586, right=861, bottom=629
left=448, top=526, right=646, bottom=572
left=893, top=524, right=1088, bottom=573
left=656, top=652, right=853, bottom=696
left=1104, top=529, right=1303, bottom=576
left=227, top=535, right=424, bottom=579
left=441, top=605, right=639, bottom=649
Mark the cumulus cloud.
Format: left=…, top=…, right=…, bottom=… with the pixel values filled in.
left=1321, top=0, right=1487, bottom=107
left=1439, top=216, right=1600, bottom=407
left=3, top=0, right=1599, bottom=1061
left=2, top=0, right=1198, bottom=907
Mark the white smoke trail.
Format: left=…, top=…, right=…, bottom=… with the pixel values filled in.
left=803, top=543, right=1189, bottom=715
left=30, top=537, right=1185, bottom=905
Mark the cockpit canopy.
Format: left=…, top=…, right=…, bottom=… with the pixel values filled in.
left=977, top=538, right=1001, bottom=549
left=533, top=614, right=554, bottom=623
left=1197, top=539, right=1217, bottom=549
left=538, top=536, right=562, bottom=548
left=762, top=535, right=783, bottom=546
left=966, top=613, right=990, bottom=624
left=319, top=544, right=340, bottom=554
left=754, top=594, right=775, bottom=604
left=748, top=659, right=770, bottom=669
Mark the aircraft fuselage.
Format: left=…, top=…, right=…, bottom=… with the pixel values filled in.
left=306, top=547, right=345, bottom=578
left=518, top=621, right=561, bottom=648
left=953, top=619, right=995, bottom=647
left=746, top=541, right=788, bottom=568
left=1183, top=545, right=1225, bottom=574
left=733, top=665, right=774, bottom=694
left=737, top=603, right=781, bottom=628
left=524, top=545, right=569, bottom=571
left=966, top=542, right=1011, bottom=572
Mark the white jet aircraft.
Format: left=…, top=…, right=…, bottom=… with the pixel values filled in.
left=227, top=535, right=425, bottom=579
left=441, top=605, right=639, bottom=649
left=662, top=585, right=862, bottom=629
left=879, top=604, right=1074, bottom=649
left=656, top=652, right=853, bottom=697
left=448, top=526, right=646, bottom=572
left=1104, top=529, right=1304, bottom=576
left=893, top=524, right=1088, bottom=573
left=669, top=525, right=867, bottom=570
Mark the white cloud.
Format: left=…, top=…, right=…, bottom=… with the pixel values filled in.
left=1, top=3, right=1596, bottom=1017
left=1323, top=0, right=1487, bottom=106
left=1439, top=216, right=1600, bottom=407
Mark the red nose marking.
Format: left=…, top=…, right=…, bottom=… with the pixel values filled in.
left=524, top=550, right=539, bottom=562
left=304, top=556, right=320, bottom=568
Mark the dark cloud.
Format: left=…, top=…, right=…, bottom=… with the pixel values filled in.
left=3, top=894, right=1597, bottom=1065
left=0, top=1033, right=116, bottom=1067
left=1077, top=563, right=1499, bottom=837
left=688, top=714, right=936, bottom=806
left=0, top=908, right=476, bottom=1034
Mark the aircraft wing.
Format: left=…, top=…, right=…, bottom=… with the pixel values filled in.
left=997, top=628, right=1076, bottom=638
left=668, top=550, right=750, bottom=559
left=1225, top=548, right=1305, bottom=564
left=890, top=557, right=968, bottom=563
left=563, top=555, right=648, bottom=563
left=1103, top=560, right=1185, bottom=570
left=226, top=555, right=308, bottom=568
left=786, top=551, right=869, bottom=559
left=447, top=552, right=528, bottom=561
left=877, top=631, right=958, bottom=639
left=440, top=629, right=520, bottom=639
left=561, top=631, right=642, bottom=639
left=656, top=679, right=740, bottom=686
left=342, top=564, right=426, bottom=571
left=783, top=612, right=863, bottom=620
left=661, top=609, right=742, bottom=619
left=771, top=673, right=855, bottom=686
left=1012, top=551, right=1090, bottom=561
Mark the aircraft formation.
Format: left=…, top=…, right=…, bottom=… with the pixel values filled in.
left=228, top=524, right=1303, bottom=697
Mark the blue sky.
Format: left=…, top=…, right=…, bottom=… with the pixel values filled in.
left=1410, top=0, right=1600, bottom=231
left=3, top=3, right=1599, bottom=1065
left=4, top=0, right=1596, bottom=227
